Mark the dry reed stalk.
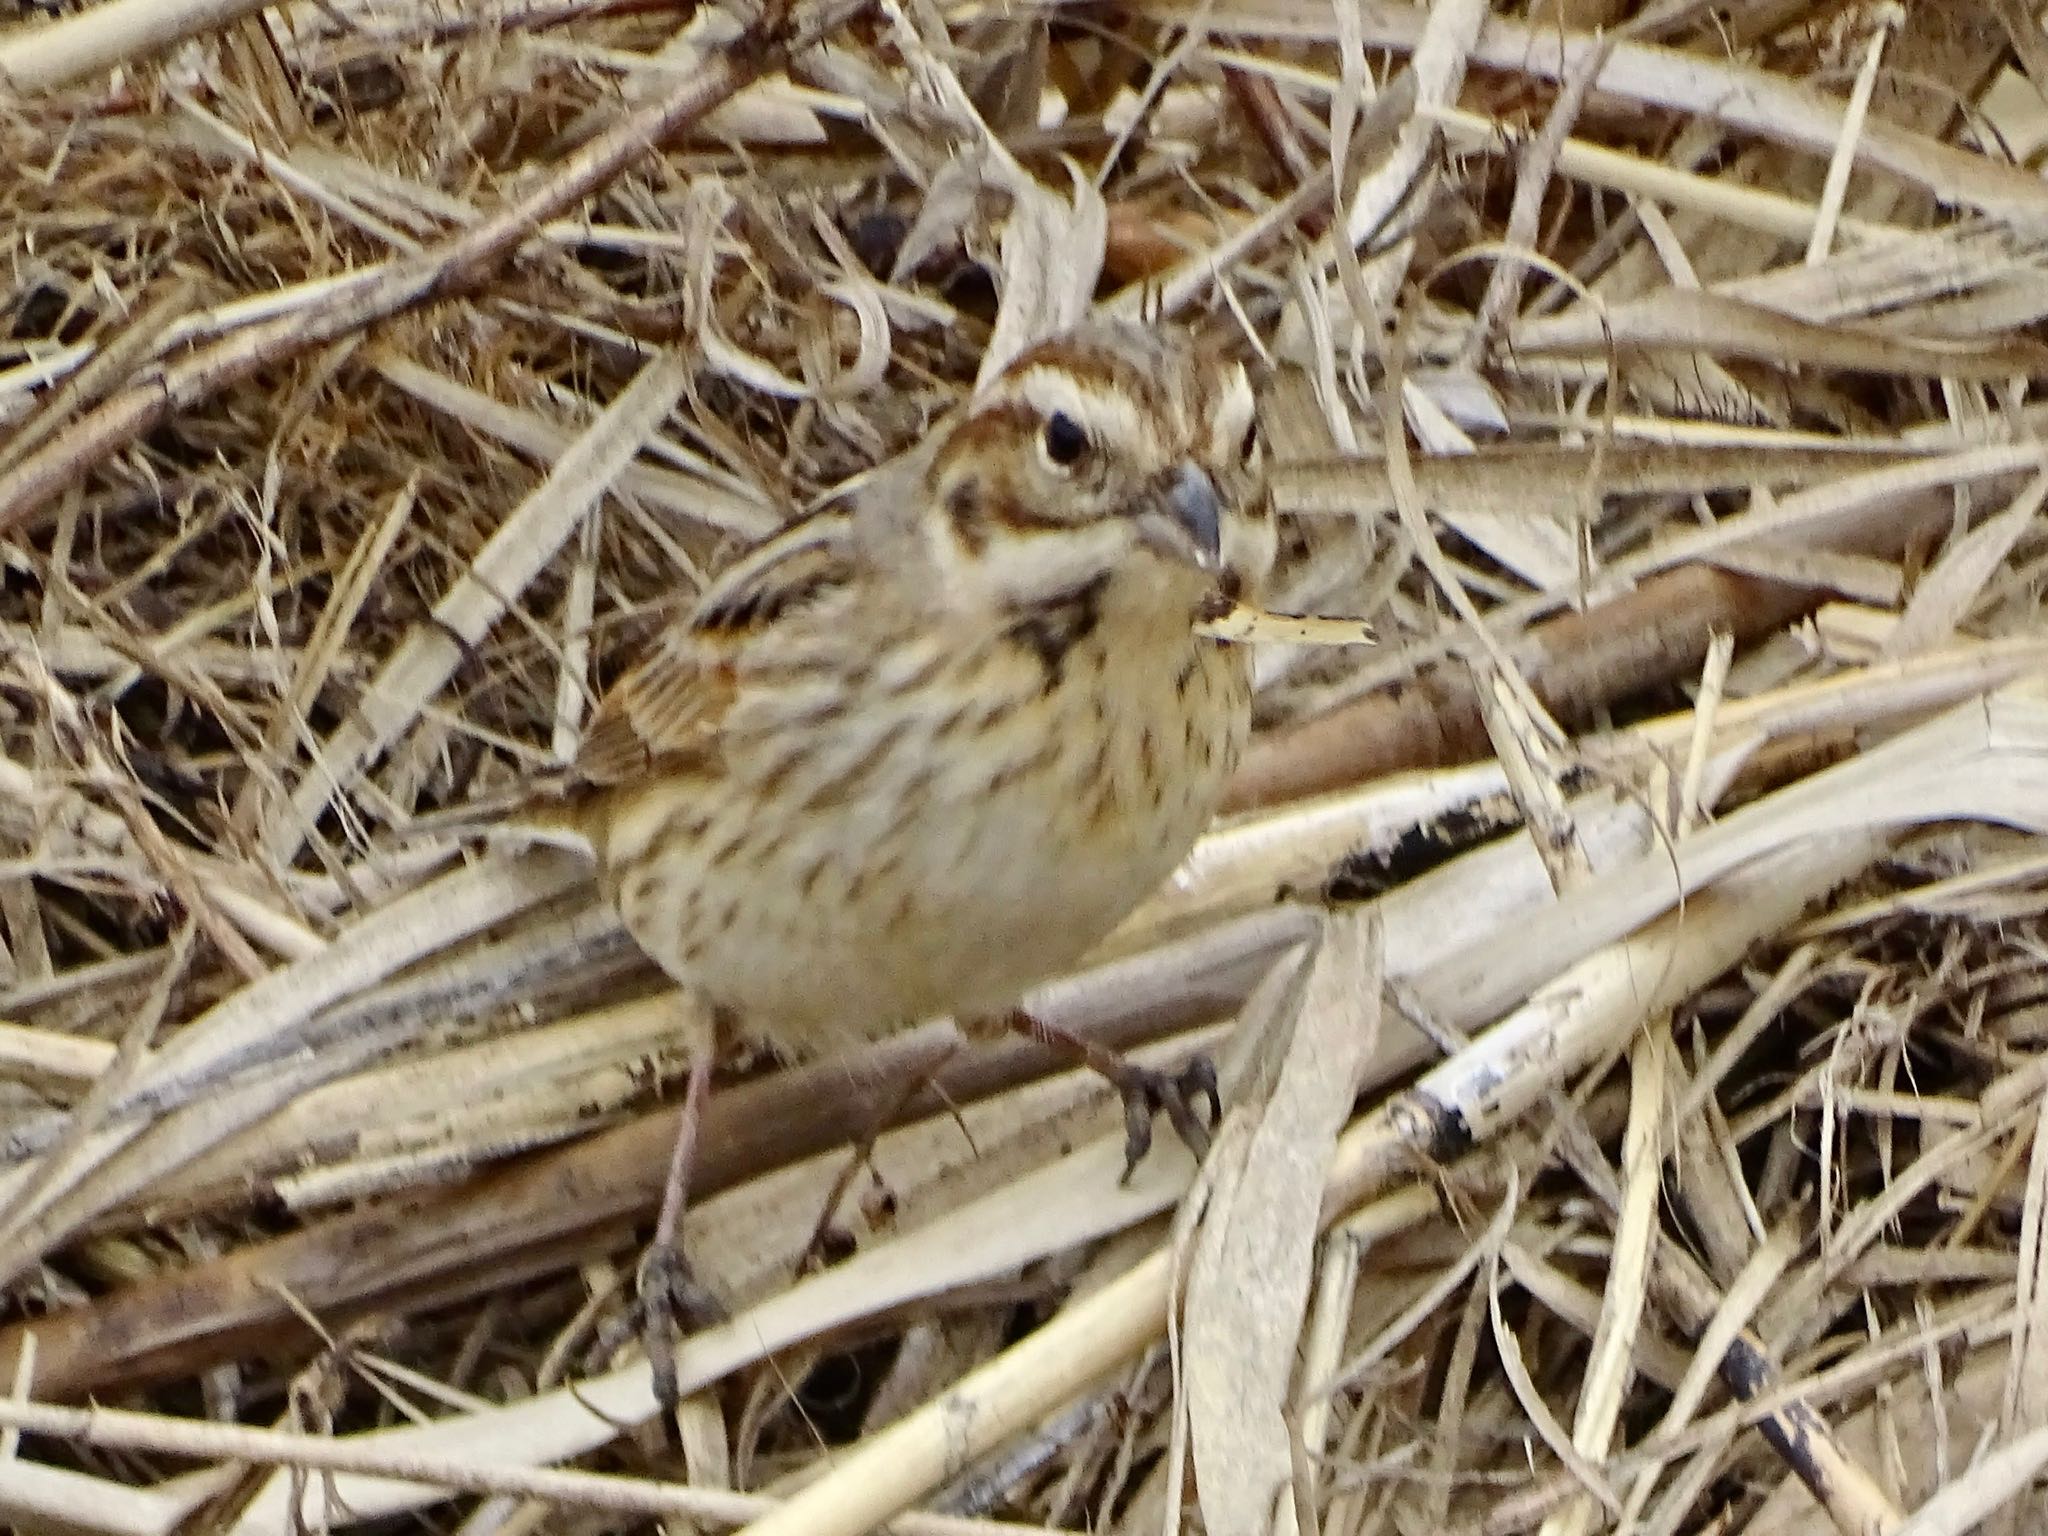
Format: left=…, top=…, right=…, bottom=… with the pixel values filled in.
left=1, top=1, right=2045, bottom=1532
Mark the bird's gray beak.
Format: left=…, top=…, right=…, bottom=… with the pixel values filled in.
left=1137, top=463, right=1223, bottom=572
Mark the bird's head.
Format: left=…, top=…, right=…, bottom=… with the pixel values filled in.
left=918, top=320, right=1276, bottom=620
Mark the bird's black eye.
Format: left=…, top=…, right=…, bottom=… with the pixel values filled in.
left=1042, top=411, right=1088, bottom=468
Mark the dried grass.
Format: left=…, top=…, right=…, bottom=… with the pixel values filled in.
left=1, top=0, right=2047, bottom=1533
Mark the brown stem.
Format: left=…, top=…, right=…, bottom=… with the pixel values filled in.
left=1226, top=564, right=1822, bottom=811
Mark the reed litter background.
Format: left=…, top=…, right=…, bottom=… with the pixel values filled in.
left=2, top=0, right=2048, bottom=1532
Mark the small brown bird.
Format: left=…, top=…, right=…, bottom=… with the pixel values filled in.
left=512, top=319, right=1261, bottom=1392
left=547, top=318, right=1273, bottom=1086
left=526, top=320, right=1273, bottom=1387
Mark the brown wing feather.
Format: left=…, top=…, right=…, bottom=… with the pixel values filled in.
left=571, top=628, right=737, bottom=787
left=568, top=510, right=860, bottom=790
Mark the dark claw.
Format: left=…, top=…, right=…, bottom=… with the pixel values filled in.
left=639, top=1244, right=726, bottom=1333
left=1113, top=1052, right=1223, bottom=1183
left=575, top=1244, right=728, bottom=1432
left=641, top=1244, right=727, bottom=1417
left=1120, top=1090, right=1156, bottom=1182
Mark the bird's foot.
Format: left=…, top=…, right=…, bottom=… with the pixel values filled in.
left=1096, top=1052, right=1221, bottom=1181
left=586, top=1242, right=728, bottom=1426
left=995, top=1009, right=1222, bottom=1181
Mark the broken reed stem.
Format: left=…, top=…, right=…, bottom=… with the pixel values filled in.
left=0, top=0, right=277, bottom=92
left=1228, top=563, right=1820, bottom=809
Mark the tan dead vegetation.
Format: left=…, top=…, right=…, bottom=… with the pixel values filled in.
left=0, top=1, right=2047, bottom=1533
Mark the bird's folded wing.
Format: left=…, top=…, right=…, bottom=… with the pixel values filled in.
left=571, top=510, right=860, bottom=788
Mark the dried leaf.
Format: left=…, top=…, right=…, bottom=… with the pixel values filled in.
left=1184, top=913, right=1381, bottom=1536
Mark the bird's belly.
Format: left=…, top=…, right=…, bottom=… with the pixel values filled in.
left=597, top=637, right=1246, bottom=1059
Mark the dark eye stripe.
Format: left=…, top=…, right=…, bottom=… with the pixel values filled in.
left=984, top=488, right=1072, bottom=530
left=939, top=400, right=1036, bottom=463
left=939, top=456, right=1074, bottom=536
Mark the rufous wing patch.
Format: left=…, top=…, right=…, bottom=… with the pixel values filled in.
left=571, top=510, right=860, bottom=788
left=572, top=630, right=736, bottom=786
